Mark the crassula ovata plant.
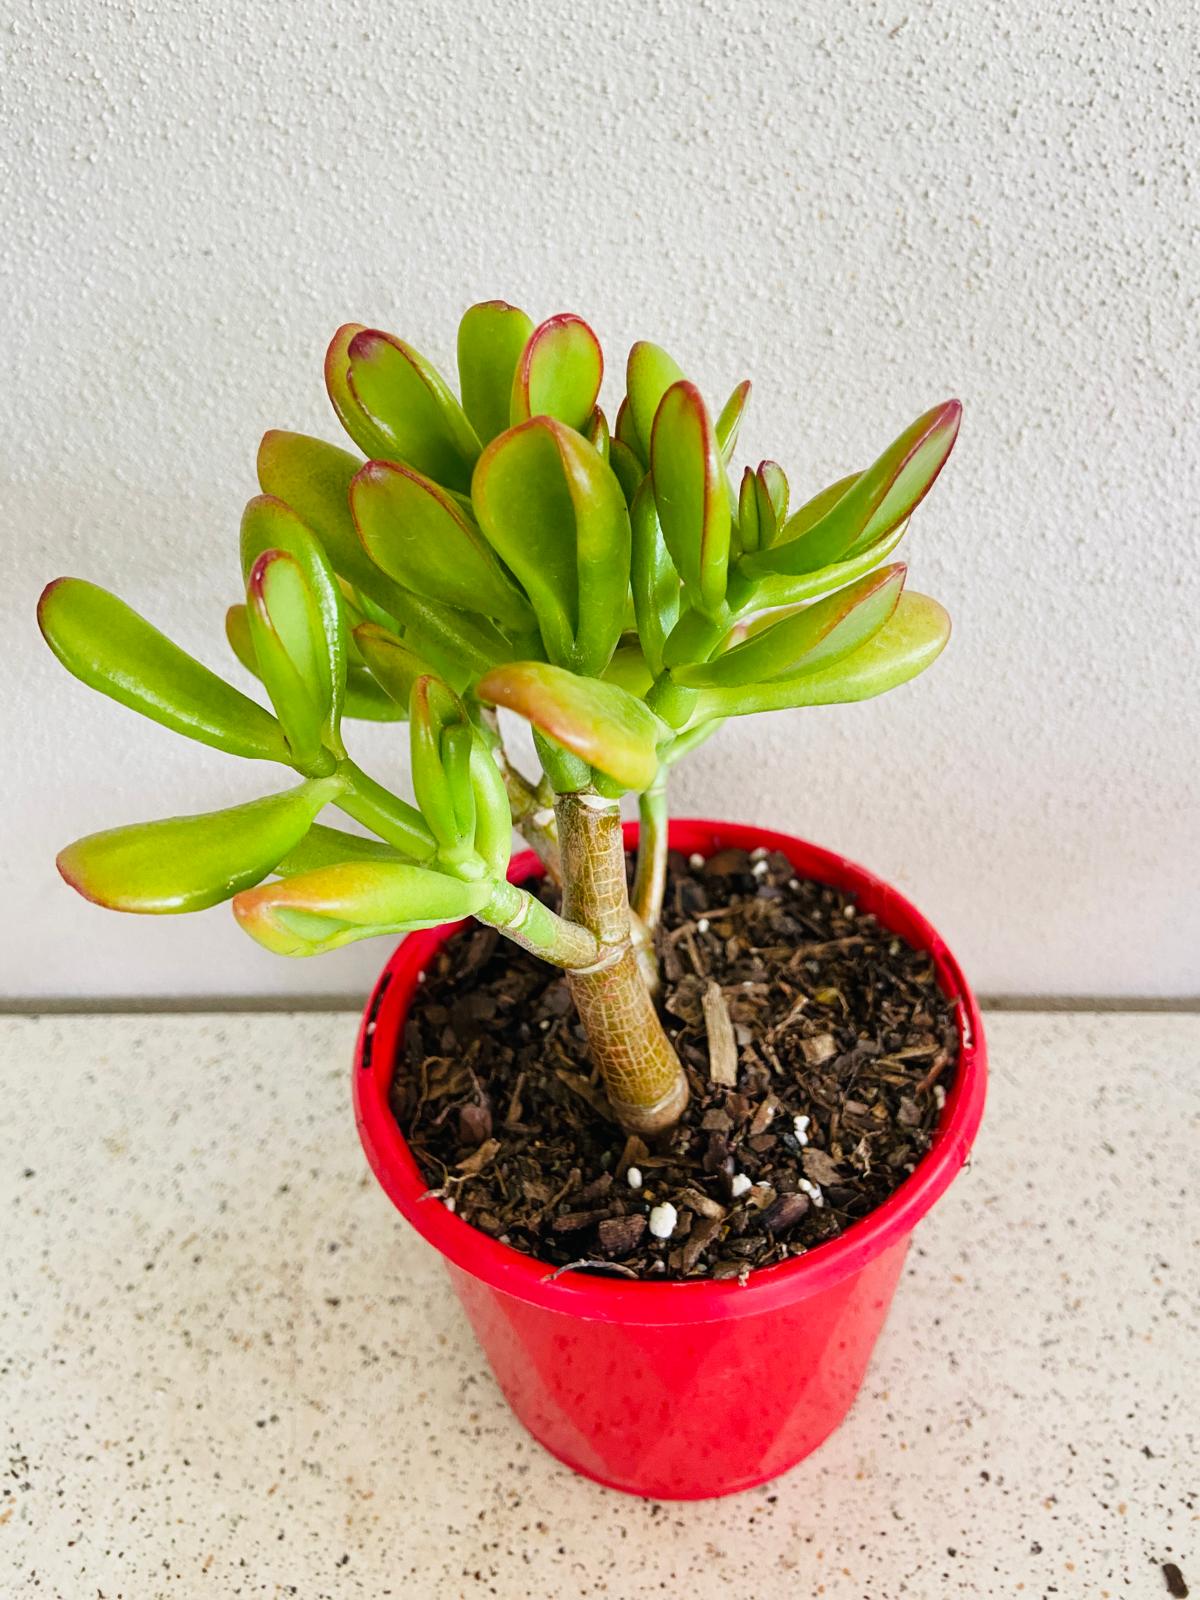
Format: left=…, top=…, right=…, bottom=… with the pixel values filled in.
left=39, top=304, right=959, bottom=1138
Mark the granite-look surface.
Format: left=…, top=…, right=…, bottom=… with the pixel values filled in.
left=2, top=1012, right=1195, bottom=1598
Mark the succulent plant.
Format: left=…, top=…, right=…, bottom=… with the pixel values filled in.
left=39, top=303, right=959, bottom=1136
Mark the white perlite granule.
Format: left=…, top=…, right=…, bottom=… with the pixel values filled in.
left=648, top=1202, right=678, bottom=1240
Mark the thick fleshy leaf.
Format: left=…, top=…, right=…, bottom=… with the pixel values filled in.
left=345, top=329, right=481, bottom=492
left=274, top=822, right=404, bottom=876
left=227, top=606, right=400, bottom=722
left=674, top=565, right=906, bottom=688
left=393, top=592, right=516, bottom=688
left=759, top=461, right=789, bottom=527
left=650, top=381, right=731, bottom=617
left=740, top=460, right=789, bottom=554
left=607, top=437, right=644, bottom=506
left=602, top=641, right=654, bottom=698
left=38, top=579, right=289, bottom=764
left=626, top=341, right=685, bottom=459
left=737, top=468, right=762, bottom=555
left=350, top=459, right=532, bottom=632
left=240, top=495, right=346, bottom=731
left=343, top=672, right=407, bottom=721
left=585, top=406, right=610, bottom=460
left=744, top=401, right=961, bottom=578
left=510, top=314, right=603, bottom=432
left=630, top=476, right=680, bottom=677
left=409, top=676, right=475, bottom=854
left=245, top=551, right=333, bottom=773
left=472, top=416, right=630, bottom=675
left=688, top=593, right=950, bottom=720
left=352, top=621, right=434, bottom=708
left=716, top=379, right=751, bottom=462
left=57, top=778, right=343, bottom=914
left=233, top=860, right=491, bottom=955
left=739, top=518, right=910, bottom=615
left=456, top=300, right=534, bottom=445
left=468, top=740, right=513, bottom=877
left=477, top=661, right=665, bottom=791
left=613, top=396, right=643, bottom=463
left=324, top=324, right=395, bottom=460
left=256, top=430, right=425, bottom=627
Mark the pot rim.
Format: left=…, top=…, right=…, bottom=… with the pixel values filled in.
left=354, top=817, right=987, bottom=1326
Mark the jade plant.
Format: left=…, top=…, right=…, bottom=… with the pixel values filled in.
left=39, top=304, right=958, bottom=1137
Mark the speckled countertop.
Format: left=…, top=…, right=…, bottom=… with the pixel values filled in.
left=2, top=1011, right=1195, bottom=1598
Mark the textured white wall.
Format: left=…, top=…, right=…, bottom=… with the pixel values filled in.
left=3, top=0, right=1196, bottom=1001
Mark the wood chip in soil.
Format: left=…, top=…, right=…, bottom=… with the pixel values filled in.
left=390, top=847, right=960, bottom=1283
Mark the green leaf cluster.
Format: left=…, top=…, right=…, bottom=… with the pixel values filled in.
left=39, top=302, right=960, bottom=957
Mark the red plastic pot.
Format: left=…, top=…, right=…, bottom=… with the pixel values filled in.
left=354, top=819, right=986, bottom=1500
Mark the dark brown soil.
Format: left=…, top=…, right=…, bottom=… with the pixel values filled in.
left=390, top=846, right=959, bottom=1283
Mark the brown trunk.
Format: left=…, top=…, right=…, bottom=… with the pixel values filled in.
left=555, top=792, right=689, bottom=1137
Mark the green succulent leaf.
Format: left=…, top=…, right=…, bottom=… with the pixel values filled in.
left=477, top=661, right=665, bottom=792
left=245, top=550, right=335, bottom=774
left=409, top=676, right=477, bottom=857
left=352, top=621, right=435, bottom=709
left=607, top=437, right=645, bottom=507
left=472, top=416, right=631, bottom=676
left=739, top=460, right=789, bottom=554
left=240, top=495, right=346, bottom=733
left=650, top=381, right=731, bottom=618
left=228, top=605, right=400, bottom=723
left=626, top=341, right=685, bottom=460
left=740, top=518, right=910, bottom=614
left=342, top=673, right=407, bottom=721
left=602, top=641, right=655, bottom=698
left=57, top=777, right=344, bottom=914
left=233, top=860, right=491, bottom=955
left=688, top=592, right=951, bottom=720
left=759, top=461, right=789, bottom=528
left=350, top=458, right=533, bottom=632
left=456, top=300, right=535, bottom=445
left=256, top=430, right=431, bottom=630
left=39, top=579, right=290, bottom=764
left=344, top=328, right=481, bottom=492
left=468, top=738, right=513, bottom=878
left=273, top=822, right=405, bottom=875
left=510, top=313, right=604, bottom=432
left=737, top=468, right=762, bottom=555
left=673, top=564, right=907, bottom=688
left=743, top=401, right=961, bottom=579
left=716, top=379, right=751, bottom=462
left=585, top=406, right=611, bottom=460
left=630, top=476, right=681, bottom=678
left=324, top=324, right=395, bottom=460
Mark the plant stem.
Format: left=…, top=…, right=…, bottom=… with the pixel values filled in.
left=335, top=759, right=436, bottom=860
left=631, top=775, right=669, bottom=934
left=477, top=708, right=561, bottom=882
left=554, top=791, right=688, bottom=1138
left=478, top=880, right=599, bottom=968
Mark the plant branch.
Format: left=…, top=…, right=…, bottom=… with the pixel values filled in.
left=554, top=791, right=688, bottom=1137
left=631, top=774, right=669, bottom=934
left=478, top=879, right=599, bottom=968
left=335, top=758, right=436, bottom=860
